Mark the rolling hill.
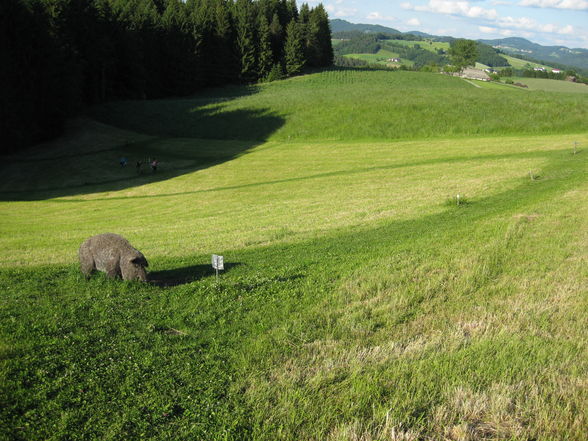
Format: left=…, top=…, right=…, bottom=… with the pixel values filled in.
left=479, top=37, right=588, bottom=70
left=330, top=18, right=400, bottom=35
left=2, top=69, right=588, bottom=440
left=331, top=19, right=588, bottom=73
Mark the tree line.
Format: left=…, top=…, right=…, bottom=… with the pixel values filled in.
left=1, top=0, right=333, bottom=153
left=474, top=42, right=509, bottom=67
left=333, top=33, right=381, bottom=55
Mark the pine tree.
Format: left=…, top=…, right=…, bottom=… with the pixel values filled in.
left=123, top=0, right=165, bottom=98
left=257, top=12, right=273, bottom=79
left=161, top=0, right=193, bottom=95
left=298, top=3, right=317, bottom=66
left=233, top=0, right=257, bottom=82
left=187, top=0, right=215, bottom=87
left=269, top=12, right=283, bottom=63
left=299, top=3, right=310, bottom=23
left=309, top=4, right=333, bottom=67
left=212, top=0, right=236, bottom=84
left=285, top=0, right=298, bottom=21
left=284, top=19, right=305, bottom=75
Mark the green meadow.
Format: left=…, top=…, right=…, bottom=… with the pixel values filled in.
left=502, top=55, right=554, bottom=71
left=503, top=77, right=588, bottom=94
left=1, top=69, right=587, bottom=440
left=343, top=50, right=412, bottom=67
left=383, top=39, right=450, bottom=53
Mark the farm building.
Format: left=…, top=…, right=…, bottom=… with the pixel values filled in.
left=459, top=68, right=491, bottom=82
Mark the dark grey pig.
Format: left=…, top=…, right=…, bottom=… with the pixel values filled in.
left=79, top=233, right=149, bottom=281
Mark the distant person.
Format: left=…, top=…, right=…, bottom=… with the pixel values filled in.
left=119, top=157, right=127, bottom=167
left=136, top=160, right=143, bottom=174
left=151, top=158, right=158, bottom=173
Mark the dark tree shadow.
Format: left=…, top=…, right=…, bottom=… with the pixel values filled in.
left=148, top=262, right=242, bottom=288
left=0, top=85, right=284, bottom=201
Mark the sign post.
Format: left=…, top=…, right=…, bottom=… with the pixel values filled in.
left=212, top=254, right=224, bottom=282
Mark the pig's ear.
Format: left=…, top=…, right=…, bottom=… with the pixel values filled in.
left=131, top=255, right=149, bottom=267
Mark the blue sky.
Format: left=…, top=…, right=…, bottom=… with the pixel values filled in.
left=301, top=0, right=588, bottom=48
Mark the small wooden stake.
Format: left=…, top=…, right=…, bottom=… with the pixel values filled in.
left=457, top=194, right=460, bottom=206
left=574, top=141, right=578, bottom=155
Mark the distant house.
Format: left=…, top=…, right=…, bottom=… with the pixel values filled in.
left=459, top=68, right=491, bottom=82
left=552, top=69, right=562, bottom=74
left=387, top=58, right=401, bottom=63
left=533, top=67, right=546, bottom=72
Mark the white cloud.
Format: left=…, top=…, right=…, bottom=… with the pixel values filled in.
left=519, top=0, right=588, bottom=10
left=366, top=11, right=397, bottom=21
left=477, top=25, right=519, bottom=37
left=392, top=0, right=588, bottom=47
left=497, top=15, right=576, bottom=34
left=325, top=4, right=358, bottom=18
left=402, top=1, right=498, bottom=19
left=407, top=17, right=422, bottom=26
left=479, top=25, right=497, bottom=33
left=558, top=24, right=575, bottom=34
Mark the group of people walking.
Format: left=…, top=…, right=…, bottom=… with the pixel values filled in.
left=119, top=157, right=159, bottom=174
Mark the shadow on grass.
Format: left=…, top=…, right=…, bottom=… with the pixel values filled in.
left=148, top=262, right=242, bottom=288
left=0, top=85, right=284, bottom=201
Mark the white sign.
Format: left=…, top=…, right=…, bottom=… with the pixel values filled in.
left=212, top=254, right=224, bottom=270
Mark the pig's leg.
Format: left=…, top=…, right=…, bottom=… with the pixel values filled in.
left=104, top=261, right=121, bottom=279
left=79, top=249, right=95, bottom=279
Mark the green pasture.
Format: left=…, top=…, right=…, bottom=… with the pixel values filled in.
left=343, top=49, right=410, bottom=67
left=88, top=70, right=588, bottom=143
left=1, top=68, right=588, bottom=440
left=502, top=77, right=588, bottom=94
left=383, top=39, right=449, bottom=53
left=502, top=55, right=553, bottom=71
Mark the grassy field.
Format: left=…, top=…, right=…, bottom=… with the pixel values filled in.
left=502, top=77, right=588, bottom=94
left=383, top=39, right=450, bottom=53
left=86, top=70, right=588, bottom=143
left=343, top=49, right=412, bottom=67
left=1, top=68, right=588, bottom=440
left=502, top=55, right=553, bottom=71
left=343, top=39, right=445, bottom=68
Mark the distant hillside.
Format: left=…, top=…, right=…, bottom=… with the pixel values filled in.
left=330, top=19, right=400, bottom=35
left=478, top=37, right=588, bottom=70
left=331, top=20, right=588, bottom=72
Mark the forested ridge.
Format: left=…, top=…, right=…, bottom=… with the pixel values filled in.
left=0, top=0, right=333, bottom=153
